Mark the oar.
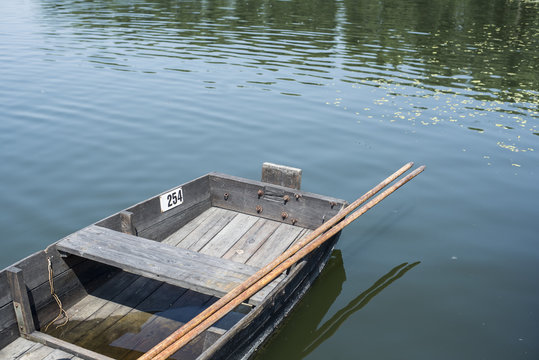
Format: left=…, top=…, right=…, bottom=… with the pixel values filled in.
left=139, top=162, right=421, bottom=360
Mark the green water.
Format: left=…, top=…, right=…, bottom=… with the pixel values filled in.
left=1, top=0, right=538, bottom=358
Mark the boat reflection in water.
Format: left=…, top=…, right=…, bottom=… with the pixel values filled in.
left=256, top=250, right=420, bottom=359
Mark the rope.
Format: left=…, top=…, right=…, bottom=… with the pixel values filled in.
left=44, top=256, right=69, bottom=331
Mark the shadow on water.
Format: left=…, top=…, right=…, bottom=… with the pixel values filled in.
left=255, top=251, right=420, bottom=359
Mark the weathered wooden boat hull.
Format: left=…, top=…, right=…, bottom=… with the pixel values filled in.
left=0, top=166, right=347, bottom=360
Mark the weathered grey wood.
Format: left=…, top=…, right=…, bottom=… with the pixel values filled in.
left=1, top=250, right=84, bottom=308
left=199, top=213, right=259, bottom=258
left=209, top=173, right=347, bottom=230
left=0, top=271, right=10, bottom=306
left=0, top=336, right=87, bottom=360
left=43, top=271, right=141, bottom=340
left=1, top=250, right=91, bottom=345
left=199, top=234, right=339, bottom=360
left=28, top=331, right=115, bottom=360
left=222, top=219, right=280, bottom=264
left=109, top=289, right=220, bottom=359
left=246, top=225, right=306, bottom=268
left=72, top=280, right=166, bottom=357
left=0, top=336, right=37, bottom=359
left=13, top=341, right=55, bottom=359
left=94, top=213, right=121, bottom=233
left=43, top=347, right=79, bottom=360
left=125, top=175, right=211, bottom=241
left=48, top=275, right=161, bottom=348
left=261, top=162, right=302, bottom=190
left=95, top=175, right=211, bottom=241
left=80, top=282, right=189, bottom=359
left=182, top=209, right=238, bottom=251
left=31, top=257, right=114, bottom=329
left=162, top=207, right=218, bottom=247
left=138, top=198, right=212, bottom=241
left=55, top=225, right=270, bottom=305
left=119, top=211, right=135, bottom=235
left=6, top=267, right=35, bottom=336
left=0, top=321, right=19, bottom=350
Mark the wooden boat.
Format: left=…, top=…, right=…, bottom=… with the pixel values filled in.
left=0, top=163, right=348, bottom=360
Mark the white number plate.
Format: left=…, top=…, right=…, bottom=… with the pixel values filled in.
left=159, top=187, right=184, bottom=212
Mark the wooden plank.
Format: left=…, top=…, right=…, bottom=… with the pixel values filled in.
left=0, top=301, right=17, bottom=337
left=95, top=175, right=211, bottom=241
left=6, top=267, right=36, bottom=335
left=1, top=336, right=81, bottom=360
left=0, top=337, right=37, bottom=359
left=0, top=321, right=19, bottom=350
left=209, top=173, right=347, bottom=230
left=71, top=281, right=170, bottom=358
left=199, top=213, right=259, bottom=258
left=105, top=289, right=216, bottom=359
left=55, top=276, right=163, bottom=350
left=55, top=225, right=266, bottom=303
left=119, top=211, right=135, bottom=235
left=83, top=282, right=189, bottom=359
left=13, top=342, right=54, bottom=359
left=137, top=199, right=211, bottom=241
left=43, top=348, right=78, bottom=360
left=181, top=209, right=238, bottom=251
left=246, top=224, right=305, bottom=267
left=126, top=175, right=211, bottom=241
left=0, top=271, right=10, bottom=306
left=261, top=162, right=302, bottom=190
left=32, top=258, right=113, bottom=329
left=1, top=250, right=92, bottom=344
left=28, top=331, right=114, bottom=360
left=43, top=271, right=141, bottom=340
left=162, top=207, right=218, bottom=247
left=222, top=219, right=280, bottom=264
left=0, top=250, right=84, bottom=308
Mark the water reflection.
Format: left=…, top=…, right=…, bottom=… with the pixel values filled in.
left=37, top=0, right=538, bottom=102
left=301, top=261, right=420, bottom=357
left=32, top=0, right=538, bottom=157
left=255, top=251, right=420, bottom=359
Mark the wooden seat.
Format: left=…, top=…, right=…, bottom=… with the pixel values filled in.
left=55, top=225, right=275, bottom=305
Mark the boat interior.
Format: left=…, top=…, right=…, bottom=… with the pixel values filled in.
left=1, top=171, right=345, bottom=360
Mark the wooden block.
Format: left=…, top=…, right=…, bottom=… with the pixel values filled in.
left=6, top=267, right=35, bottom=335
left=261, top=162, right=302, bottom=190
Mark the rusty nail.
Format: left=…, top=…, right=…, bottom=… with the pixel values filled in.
left=294, top=193, right=301, bottom=200
left=257, top=189, right=264, bottom=198
left=256, top=205, right=263, bottom=213
left=283, top=195, right=290, bottom=203
left=281, top=211, right=288, bottom=220
left=224, top=193, right=229, bottom=200
left=330, top=201, right=336, bottom=208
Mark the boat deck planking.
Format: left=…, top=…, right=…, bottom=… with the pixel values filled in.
left=0, top=337, right=84, bottom=360
left=41, top=207, right=312, bottom=360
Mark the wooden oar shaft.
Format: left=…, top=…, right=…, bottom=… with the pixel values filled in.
left=145, top=165, right=425, bottom=360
